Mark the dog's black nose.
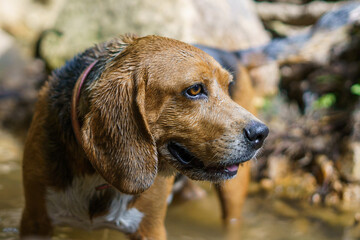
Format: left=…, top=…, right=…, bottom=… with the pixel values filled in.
left=244, top=121, right=269, bottom=149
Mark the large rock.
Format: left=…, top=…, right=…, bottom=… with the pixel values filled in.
left=40, top=0, right=273, bottom=72
left=0, top=0, right=65, bottom=41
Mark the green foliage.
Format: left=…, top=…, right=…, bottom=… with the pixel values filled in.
left=350, top=83, right=360, bottom=96
left=315, top=74, right=339, bottom=84
left=313, top=93, right=337, bottom=109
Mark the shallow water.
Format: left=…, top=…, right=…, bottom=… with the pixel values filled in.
left=1, top=130, right=360, bottom=240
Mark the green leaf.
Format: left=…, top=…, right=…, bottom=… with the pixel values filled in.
left=351, top=83, right=360, bottom=96
left=313, top=93, right=336, bottom=109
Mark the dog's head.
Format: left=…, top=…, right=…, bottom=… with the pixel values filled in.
left=80, top=35, right=268, bottom=194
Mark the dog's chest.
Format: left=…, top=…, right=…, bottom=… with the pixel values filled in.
left=45, top=174, right=144, bottom=233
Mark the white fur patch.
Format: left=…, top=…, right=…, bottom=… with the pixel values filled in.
left=46, top=174, right=143, bottom=234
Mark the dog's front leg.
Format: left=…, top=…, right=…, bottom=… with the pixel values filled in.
left=215, top=163, right=251, bottom=227
left=20, top=179, right=53, bottom=239
left=128, top=176, right=174, bottom=240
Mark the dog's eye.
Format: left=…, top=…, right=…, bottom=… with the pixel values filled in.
left=184, top=84, right=206, bottom=99
left=188, top=85, right=202, bottom=96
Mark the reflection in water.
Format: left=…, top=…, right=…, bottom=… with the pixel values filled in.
left=1, top=130, right=360, bottom=240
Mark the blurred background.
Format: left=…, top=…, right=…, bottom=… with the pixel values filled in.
left=1, top=0, right=360, bottom=239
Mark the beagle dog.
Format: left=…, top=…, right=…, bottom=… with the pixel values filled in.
left=20, top=35, right=268, bottom=239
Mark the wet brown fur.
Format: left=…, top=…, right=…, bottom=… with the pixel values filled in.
left=21, top=35, right=262, bottom=239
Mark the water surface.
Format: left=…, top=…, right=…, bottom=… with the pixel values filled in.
left=0, top=130, right=359, bottom=240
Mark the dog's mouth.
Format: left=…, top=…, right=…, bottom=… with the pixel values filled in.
left=167, top=141, right=251, bottom=181
left=168, top=142, right=202, bottom=166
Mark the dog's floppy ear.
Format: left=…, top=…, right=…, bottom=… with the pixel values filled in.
left=81, top=63, right=157, bottom=195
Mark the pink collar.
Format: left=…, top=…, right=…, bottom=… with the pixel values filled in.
left=71, top=60, right=98, bottom=145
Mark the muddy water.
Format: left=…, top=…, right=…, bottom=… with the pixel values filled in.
left=1, top=130, right=359, bottom=240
